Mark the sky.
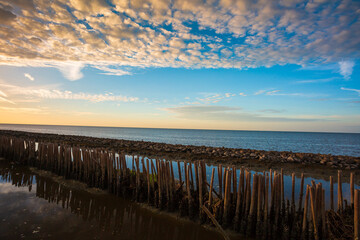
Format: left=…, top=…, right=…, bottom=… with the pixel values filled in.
left=0, top=0, right=359, bottom=133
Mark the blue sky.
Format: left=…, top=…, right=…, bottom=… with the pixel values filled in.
left=0, top=0, right=359, bottom=132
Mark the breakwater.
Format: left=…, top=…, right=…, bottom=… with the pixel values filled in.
left=0, top=135, right=359, bottom=239
left=0, top=130, right=359, bottom=170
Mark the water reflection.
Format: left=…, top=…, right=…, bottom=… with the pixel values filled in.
left=0, top=162, right=226, bottom=240
left=125, top=155, right=357, bottom=210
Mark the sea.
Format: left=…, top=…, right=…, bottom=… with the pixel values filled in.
left=0, top=124, right=359, bottom=157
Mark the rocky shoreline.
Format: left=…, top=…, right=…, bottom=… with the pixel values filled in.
left=0, top=129, right=359, bottom=170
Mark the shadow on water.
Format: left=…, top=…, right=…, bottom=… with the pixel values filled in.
left=0, top=161, right=229, bottom=240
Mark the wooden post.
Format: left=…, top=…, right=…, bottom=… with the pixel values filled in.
left=281, top=169, right=284, bottom=211
left=245, top=171, right=252, bottom=216
left=177, top=161, right=182, bottom=184
left=223, top=169, right=230, bottom=224
left=274, top=173, right=281, bottom=224
left=292, top=172, right=295, bottom=211
left=201, top=161, right=207, bottom=194
left=141, top=157, right=146, bottom=175
left=298, top=173, right=304, bottom=212
left=170, top=162, right=175, bottom=192
left=321, top=189, right=326, bottom=239
left=209, top=168, right=215, bottom=207
left=189, top=162, right=194, bottom=191
left=257, top=174, right=263, bottom=222
left=338, top=170, right=343, bottom=212
left=330, top=176, right=334, bottom=210
left=233, top=166, right=237, bottom=203
left=355, top=189, right=360, bottom=240
left=310, top=186, right=319, bottom=240
left=151, top=159, right=157, bottom=176
left=165, top=162, right=170, bottom=205
left=218, top=165, right=222, bottom=198
left=351, top=172, right=355, bottom=208
left=249, top=174, right=258, bottom=217
left=223, top=168, right=226, bottom=198
left=157, top=160, right=162, bottom=207
left=198, top=163, right=203, bottom=212
left=135, top=157, right=140, bottom=200
left=195, top=162, right=199, bottom=192
left=302, top=185, right=310, bottom=234
left=264, top=174, right=269, bottom=222
left=248, top=174, right=258, bottom=234
left=235, top=171, right=242, bottom=229
left=270, top=169, right=273, bottom=193
left=240, top=167, right=244, bottom=200
left=146, top=159, right=151, bottom=203
left=185, top=164, right=191, bottom=204
left=270, top=172, right=276, bottom=215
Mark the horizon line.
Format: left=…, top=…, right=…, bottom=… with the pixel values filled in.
left=0, top=122, right=359, bottom=135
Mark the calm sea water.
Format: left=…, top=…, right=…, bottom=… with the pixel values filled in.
left=0, top=124, right=359, bottom=156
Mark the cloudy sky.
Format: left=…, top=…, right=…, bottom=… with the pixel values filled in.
left=0, top=0, right=359, bottom=132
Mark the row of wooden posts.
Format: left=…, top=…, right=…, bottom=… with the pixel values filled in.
left=0, top=135, right=359, bottom=239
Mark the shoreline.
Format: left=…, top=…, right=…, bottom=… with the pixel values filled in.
left=0, top=129, right=359, bottom=172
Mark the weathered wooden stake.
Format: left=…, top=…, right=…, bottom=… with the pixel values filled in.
left=310, top=186, right=319, bottom=240
left=330, top=176, right=334, bottom=210
left=338, top=170, right=343, bottom=212
left=177, top=161, right=182, bottom=184
left=355, top=189, right=360, bottom=240
left=295, top=172, right=303, bottom=215
left=209, top=168, right=215, bottom=207
left=302, top=185, right=310, bottom=235
left=218, top=164, right=223, bottom=199
left=351, top=172, right=355, bottom=208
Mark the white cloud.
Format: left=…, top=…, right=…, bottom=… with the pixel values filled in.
left=254, top=90, right=267, bottom=95
left=341, top=87, right=360, bottom=96
left=24, top=73, right=35, bottom=81
left=54, top=62, right=85, bottom=81
left=0, top=90, right=7, bottom=97
left=192, top=92, right=238, bottom=104
left=295, top=77, right=337, bottom=84
left=339, top=60, right=355, bottom=79
left=0, top=0, right=358, bottom=75
left=0, top=106, right=47, bottom=114
left=225, top=93, right=236, bottom=97
left=259, top=109, right=285, bottom=113
left=254, top=89, right=324, bottom=98
left=239, top=92, right=247, bottom=96
left=266, top=90, right=281, bottom=95
left=0, top=90, right=15, bottom=104
left=0, top=83, right=139, bottom=103
left=164, top=105, right=332, bottom=122
left=94, top=66, right=131, bottom=76
left=0, top=96, right=15, bottom=104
